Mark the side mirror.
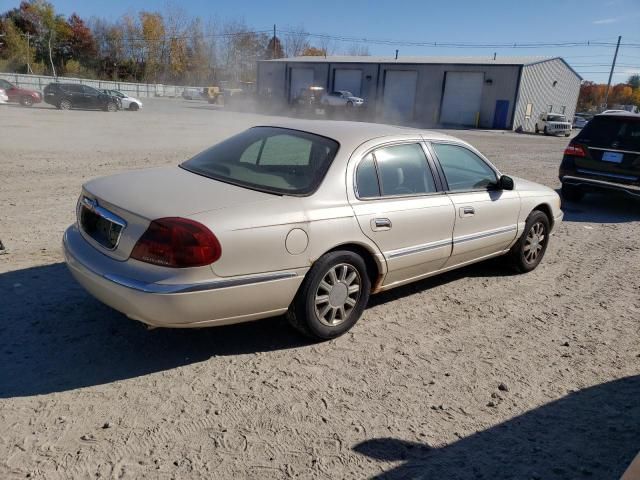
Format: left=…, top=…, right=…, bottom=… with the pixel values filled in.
left=498, top=175, right=514, bottom=190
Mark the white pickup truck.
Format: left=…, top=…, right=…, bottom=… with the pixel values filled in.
left=535, top=113, right=572, bottom=136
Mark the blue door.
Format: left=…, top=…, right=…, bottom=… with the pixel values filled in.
left=493, top=100, right=509, bottom=129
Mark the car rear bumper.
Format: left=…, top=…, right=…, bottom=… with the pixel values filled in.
left=63, top=225, right=306, bottom=328
left=561, top=174, right=640, bottom=198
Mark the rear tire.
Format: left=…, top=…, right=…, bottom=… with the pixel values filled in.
left=561, top=183, right=584, bottom=202
left=58, top=99, right=72, bottom=110
left=535, top=125, right=539, bottom=134
left=20, top=96, right=34, bottom=107
left=286, top=250, right=371, bottom=340
left=508, top=210, right=550, bottom=273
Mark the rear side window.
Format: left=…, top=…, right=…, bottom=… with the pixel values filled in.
left=576, top=116, right=640, bottom=151
left=356, top=154, right=380, bottom=198
left=181, top=127, right=339, bottom=196
left=63, top=85, right=83, bottom=93
left=432, top=143, right=497, bottom=191
left=355, top=144, right=437, bottom=198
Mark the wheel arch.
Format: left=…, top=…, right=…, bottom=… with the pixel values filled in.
left=532, top=202, right=554, bottom=228
left=320, top=242, right=386, bottom=293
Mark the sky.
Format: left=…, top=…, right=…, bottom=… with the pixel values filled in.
left=3, top=0, right=640, bottom=83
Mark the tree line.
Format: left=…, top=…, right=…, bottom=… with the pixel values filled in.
left=0, top=0, right=369, bottom=85
left=577, top=75, right=640, bottom=112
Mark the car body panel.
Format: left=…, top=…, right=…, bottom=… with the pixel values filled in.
left=65, top=120, right=562, bottom=328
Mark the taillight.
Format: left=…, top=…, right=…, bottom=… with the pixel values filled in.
left=564, top=143, right=586, bottom=157
left=130, top=217, right=221, bottom=268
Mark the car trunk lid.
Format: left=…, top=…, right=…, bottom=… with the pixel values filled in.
left=80, top=166, right=276, bottom=261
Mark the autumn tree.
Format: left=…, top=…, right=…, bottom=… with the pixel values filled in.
left=628, top=74, right=640, bottom=89
left=66, top=13, right=96, bottom=66
left=301, top=46, right=326, bottom=56
left=264, top=35, right=284, bottom=59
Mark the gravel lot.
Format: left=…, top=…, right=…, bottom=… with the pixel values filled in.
left=1, top=98, right=639, bottom=479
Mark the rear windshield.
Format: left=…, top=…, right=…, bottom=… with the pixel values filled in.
left=181, top=127, right=340, bottom=195
left=576, top=116, right=640, bottom=151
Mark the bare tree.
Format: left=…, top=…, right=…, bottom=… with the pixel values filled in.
left=283, top=26, right=309, bottom=57
left=345, top=43, right=370, bottom=56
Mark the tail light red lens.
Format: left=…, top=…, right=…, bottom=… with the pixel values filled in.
left=564, top=143, right=586, bottom=157
left=130, top=217, right=221, bottom=268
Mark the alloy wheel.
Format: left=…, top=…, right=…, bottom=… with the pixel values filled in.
left=314, top=263, right=361, bottom=327
left=524, top=221, right=546, bottom=264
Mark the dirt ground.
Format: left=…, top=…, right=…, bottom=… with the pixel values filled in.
left=1, top=99, right=639, bottom=479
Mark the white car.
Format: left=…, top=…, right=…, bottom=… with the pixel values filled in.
left=572, top=115, right=590, bottom=129
left=321, top=90, right=364, bottom=108
left=64, top=121, right=562, bottom=340
left=535, top=113, right=571, bottom=136
left=0, top=88, right=8, bottom=103
left=102, top=89, right=143, bottom=111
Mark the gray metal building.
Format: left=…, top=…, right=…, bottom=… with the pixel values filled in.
left=257, top=55, right=582, bottom=130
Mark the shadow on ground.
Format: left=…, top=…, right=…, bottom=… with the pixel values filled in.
left=0, top=263, right=311, bottom=398
left=0, top=256, right=519, bottom=398
left=354, top=375, right=640, bottom=479
left=560, top=190, right=640, bottom=224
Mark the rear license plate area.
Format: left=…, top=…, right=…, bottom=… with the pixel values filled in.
left=80, top=206, right=122, bottom=249
left=602, top=151, right=624, bottom=163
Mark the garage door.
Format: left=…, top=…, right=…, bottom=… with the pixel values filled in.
left=334, top=69, right=362, bottom=97
left=382, top=70, right=418, bottom=122
left=440, top=71, right=484, bottom=126
left=289, top=68, right=314, bottom=102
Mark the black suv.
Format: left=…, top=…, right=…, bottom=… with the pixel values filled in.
left=559, top=112, right=640, bottom=201
left=43, top=83, right=119, bottom=111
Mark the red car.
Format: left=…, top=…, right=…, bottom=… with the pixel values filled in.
left=0, top=78, right=42, bottom=106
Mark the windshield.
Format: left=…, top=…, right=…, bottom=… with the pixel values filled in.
left=548, top=115, right=566, bottom=122
left=576, top=116, right=640, bottom=151
left=181, top=127, right=340, bottom=195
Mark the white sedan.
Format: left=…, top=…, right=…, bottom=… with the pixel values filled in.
left=321, top=90, right=364, bottom=108
left=0, top=88, right=7, bottom=103
left=102, top=89, right=143, bottom=111
left=64, top=121, right=562, bottom=340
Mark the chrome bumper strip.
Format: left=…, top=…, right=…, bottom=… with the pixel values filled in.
left=563, top=175, right=640, bottom=194
left=453, top=225, right=518, bottom=244
left=387, top=238, right=452, bottom=259
left=103, top=271, right=298, bottom=294
left=575, top=169, right=638, bottom=182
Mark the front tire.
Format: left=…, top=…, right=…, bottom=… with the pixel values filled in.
left=508, top=210, right=550, bottom=273
left=287, top=251, right=371, bottom=340
left=129, top=102, right=139, bottom=111
left=20, top=96, right=34, bottom=107
left=535, top=124, right=539, bottom=134
left=543, top=126, right=548, bottom=135
left=106, top=102, right=117, bottom=112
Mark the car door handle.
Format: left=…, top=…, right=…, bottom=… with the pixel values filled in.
left=371, top=218, right=392, bottom=231
left=460, top=207, right=475, bottom=217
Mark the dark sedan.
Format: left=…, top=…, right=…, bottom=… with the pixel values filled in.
left=43, top=83, right=119, bottom=111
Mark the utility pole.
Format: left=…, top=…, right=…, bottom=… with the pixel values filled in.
left=603, top=35, right=621, bottom=110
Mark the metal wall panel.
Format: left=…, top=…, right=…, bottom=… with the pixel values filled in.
left=512, top=59, right=581, bottom=132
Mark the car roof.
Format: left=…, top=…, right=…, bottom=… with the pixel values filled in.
left=254, top=120, right=460, bottom=146
left=596, top=111, right=640, bottom=118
